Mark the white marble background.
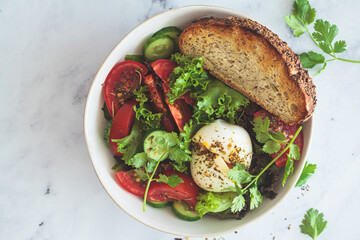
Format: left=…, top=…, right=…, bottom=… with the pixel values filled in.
left=1, top=0, right=359, bottom=239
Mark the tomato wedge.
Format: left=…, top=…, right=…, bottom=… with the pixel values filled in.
left=143, top=74, right=176, bottom=132
left=165, top=97, right=192, bottom=132
left=147, top=170, right=200, bottom=209
left=109, top=99, right=137, bottom=156
left=115, top=170, right=146, bottom=197
left=151, top=59, right=178, bottom=82
left=254, top=110, right=304, bottom=167
left=103, top=60, right=148, bottom=118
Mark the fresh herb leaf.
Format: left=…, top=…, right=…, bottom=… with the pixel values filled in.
left=263, top=140, right=281, bottom=154
left=312, top=19, right=338, bottom=47
left=104, top=120, right=113, bottom=148
left=284, top=15, right=306, bottom=37
left=271, top=131, right=286, bottom=142
left=134, top=168, right=149, bottom=181
left=228, top=163, right=254, bottom=184
left=112, top=120, right=143, bottom=164
left=300, top=208, right=328, bottom=240
left=102, top=103, right=112, bottom=121
left=292, top=0, right=316, bottom=26
left=253, top=116, right=271, bottom=143
left=333, top=40, right=346, bottom=53
left=249, top=184, right=263, bottom=210
left=133, top=86, right=162, bottom=130
left=195, top=192, right=237, bottom=217
left=285, top=0, right=360, bottom=73
left=129, top=152, right=157, bottom=173
left=300, top=51, right=325, bottom=68
left=282, top=158, right=294, bottom=186
left=288, top=143, right=301, bottom=160
left=296, top=161, right=317, bottom=187
left=154, top=174, right=184, bottom=187
left=229, top=125, right=303, bottom=213
left=231, top=194, right=246, bottom=213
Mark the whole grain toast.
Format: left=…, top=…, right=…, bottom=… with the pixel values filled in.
left=178, top=17, right=316, bottom=124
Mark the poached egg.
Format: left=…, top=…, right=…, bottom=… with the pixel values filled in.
left=190, top=119, right=253, bottom=192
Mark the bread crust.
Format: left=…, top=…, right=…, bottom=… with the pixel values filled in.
left=178, top=17, right=316, bottom=124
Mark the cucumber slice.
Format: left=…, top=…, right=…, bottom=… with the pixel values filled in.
left=125, top=54, right=145, bottom=64
left=146, top=201, right=170, bottom=208
left=153, top=26, right=182, bottom=43
left=143, top=130, right=177, bottom=161
left=143, top=35, right=175, bottom=61
left=172, top=201, right=200, bottom=221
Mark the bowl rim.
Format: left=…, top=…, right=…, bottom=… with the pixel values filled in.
left=83, top=4, right=314, bottom=237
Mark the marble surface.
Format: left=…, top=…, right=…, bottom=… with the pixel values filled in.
left=1, top=0, right=360, bottom=239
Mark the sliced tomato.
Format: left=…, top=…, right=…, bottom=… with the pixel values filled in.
left=147, top=170, right=200, bottom=209
left=151, top=59, right=178, bottom=83
left=165, top=97, right=192, bottom=132
left=254, top=110, right=304, bottom=167
left=143, top=74, right=176, bottom=132
left=115, top=170, right=146, bottom=197
left=109, top=99, right=137, bottom=156
left=103, top=60, right=148, bottom=118
left=181, top=92, right=195, bottom=106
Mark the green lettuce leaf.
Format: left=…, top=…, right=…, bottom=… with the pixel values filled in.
left=195, top=192, right=237, bottom=217
left=168, top=53, right=211, bottom=103
left=194, top=79, right=249, bottom=124
left=133, top=86, right=162, bottom=130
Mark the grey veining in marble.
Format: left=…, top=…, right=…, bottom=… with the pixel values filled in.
left=1, top=0, right=360, bottom=239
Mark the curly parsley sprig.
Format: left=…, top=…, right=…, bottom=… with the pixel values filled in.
left=228, top=117, right=302, bottom=213
left=284, top=0, right=360, bottom=75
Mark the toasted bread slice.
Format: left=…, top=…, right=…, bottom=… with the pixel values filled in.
left=178, top=17, right=316, bottom=124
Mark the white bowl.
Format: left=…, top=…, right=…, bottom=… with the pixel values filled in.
left=84, top=5, right=313, bottom=237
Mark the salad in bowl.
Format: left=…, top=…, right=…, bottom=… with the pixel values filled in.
left=84, top=5, right=314, bottom=237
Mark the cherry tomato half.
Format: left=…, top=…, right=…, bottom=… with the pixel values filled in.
left=109, top=99, right=137, bottom=156
left=103, top=60, right=148, bottom=118
left=147, top=170, right=200, bottom=209
left=254, top=110, right=304, bottom=167
left=151, top=59, right=178, bottom=83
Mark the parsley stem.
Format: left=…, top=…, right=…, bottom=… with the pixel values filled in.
left=243, top=126, right=303, bottom=191
left=305, top=28, right=322, bottom=51
left=142, top=153, right=166, bottom=212
left=335, top=57, right=360, bottom=63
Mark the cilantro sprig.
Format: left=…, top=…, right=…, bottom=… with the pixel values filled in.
left=300, top=208, right=328, bottom=240
left=228, top=117, right=302, bottom=212
left=296, top=161, right=317, bottom=187
left=285, top=0, right=360, bottom=75
left=253, top=116, right=301, bottom=186
left=137, top=152, right=184, bottom=212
